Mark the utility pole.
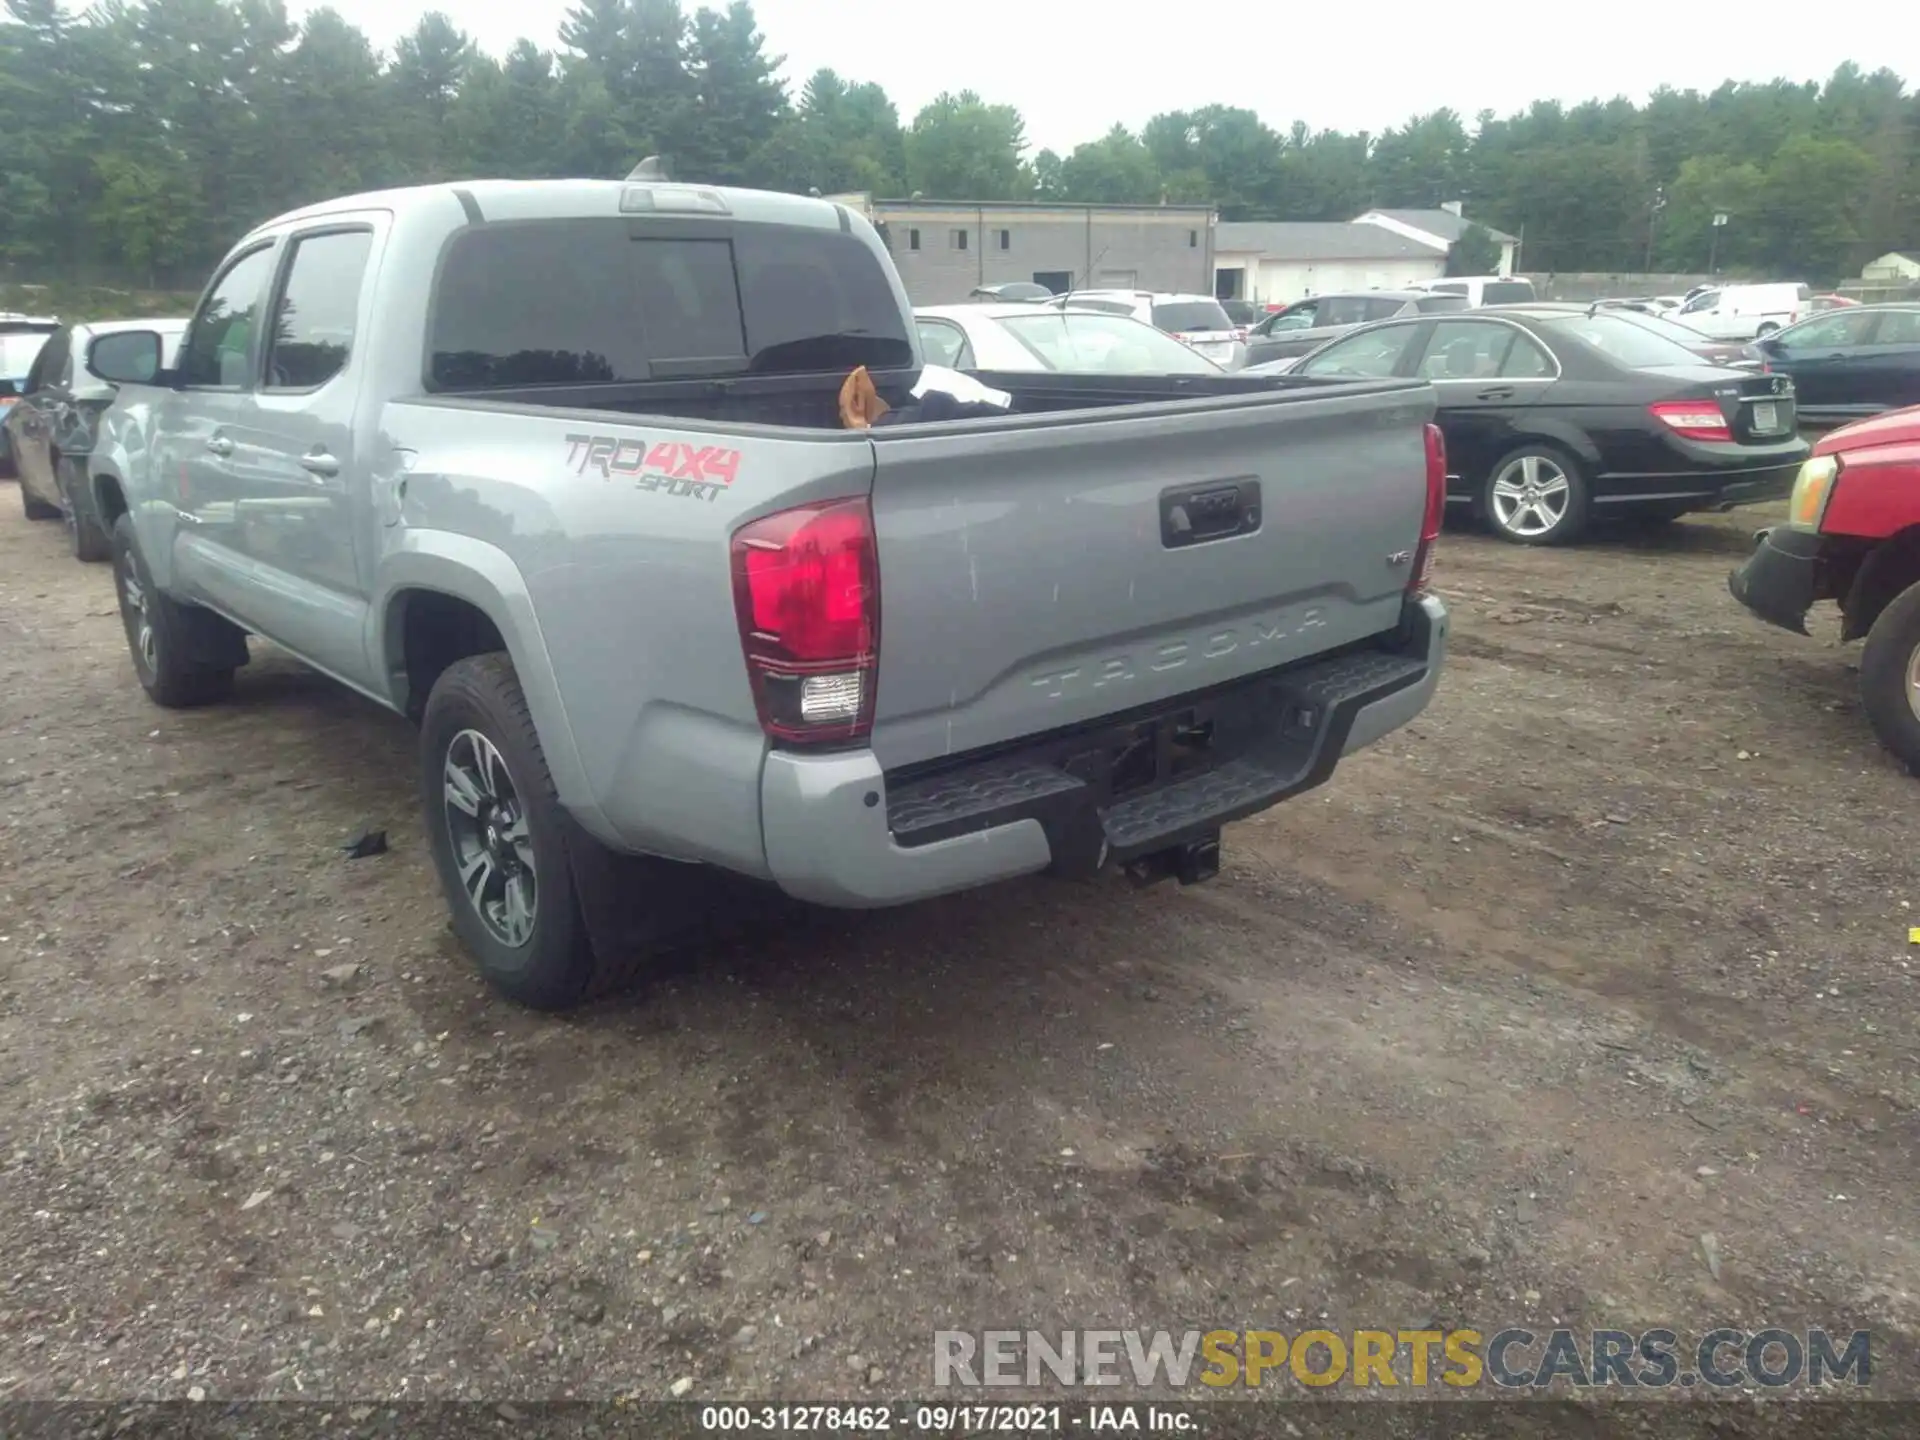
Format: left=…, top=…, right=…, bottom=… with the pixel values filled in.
left=1644, top=187, right=1665, bottom=274
left=1708, top=212, right=1728, bottom=274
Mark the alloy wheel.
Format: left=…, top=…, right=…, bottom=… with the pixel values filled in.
left=1490, top=454, right=1571, bottom=539
left=118, top=559, right=156, bottom=672
left=442, top=728, right=538, bottom=948
left=1907, top=641, right=1920, bottom=727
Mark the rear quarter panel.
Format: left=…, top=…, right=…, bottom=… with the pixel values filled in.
left=382, top=397, right=877, bottom=870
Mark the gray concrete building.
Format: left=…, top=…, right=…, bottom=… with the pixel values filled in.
left=829, top=194, right=1218, bottom=304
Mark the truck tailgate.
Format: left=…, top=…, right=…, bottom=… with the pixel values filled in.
left=866, top=381, right=1435, bottom=771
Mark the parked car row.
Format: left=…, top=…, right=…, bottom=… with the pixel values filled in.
left=1247, top=306, right=1807, bottom=544
left=3, top=317, right=188, bottom=555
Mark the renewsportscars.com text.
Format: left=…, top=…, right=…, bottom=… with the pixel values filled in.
left=933, top=1327, right=1871, bottom=1390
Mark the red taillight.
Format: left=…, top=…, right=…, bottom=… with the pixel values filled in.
left=730, top=497, right=879, bottom=745
left=1411, top=422, right=1445, bottom=597
left=1649, top=399, right=1733, bottom=444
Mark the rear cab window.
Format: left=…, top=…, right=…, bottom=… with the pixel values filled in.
left=1480, top=281, right=1536, bottom=306
left=427, top=218, right=913, bottom=390
left=1149, top=300, right=1232, bottom=334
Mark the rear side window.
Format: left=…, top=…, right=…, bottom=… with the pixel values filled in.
left=1150, top=300, right=1232, bottom=333
left=22, top=326, right=71, bottom=392
left=1415, top=294, right=1471, bottom=314
left=427, top=218, right=913, bottom=390
left=266, top=229, right=374, bottom=390
left=1317, top=297, right=1377, bottom=327
left=2, top=326, right=60, bottom=386
left=1426, top=283, right=1468, bottom=297
left=1873, top=309, right=1920, bottom=345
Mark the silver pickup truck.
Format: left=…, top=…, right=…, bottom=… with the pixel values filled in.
left=88, top=175, right=1450, bottom=1010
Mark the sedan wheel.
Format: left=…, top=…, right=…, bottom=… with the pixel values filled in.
left=1486, top=450, right=1587, bottom=544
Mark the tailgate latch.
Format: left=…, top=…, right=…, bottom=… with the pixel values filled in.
left=1161, top=478, right=1262, bottom=549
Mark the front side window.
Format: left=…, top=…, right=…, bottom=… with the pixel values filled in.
left=1680, top=290, right=1720, bottom=315
left=998, top=312, right=1221, bottom=375
left=427, top=219, right=913, bottom=390
left=179, top=244, right=279, bottom=388
left=265, top=229, right=374, bottom=390
left=1296, top=323, right=1421, bottom=378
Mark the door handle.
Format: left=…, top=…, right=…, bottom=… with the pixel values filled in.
left=1827, top=353, right=1847, bottom=361
left=298, top=451, right=341, bottom=478
left=1476, top=386, right=1515, bottom=400
left=206, top=435, right=234, bottom=457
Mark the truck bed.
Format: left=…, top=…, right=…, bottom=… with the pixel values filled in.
left=425, top=367, right=1360, bottom=431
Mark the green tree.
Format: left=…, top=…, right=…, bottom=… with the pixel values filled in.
left=1054, top=125, right=1160, bottom=204
left=1446, top=223, right=1502, bottom=276
left=682, top=1, right=787, bottom=186
left=904, top=90, right=1029, bottom=200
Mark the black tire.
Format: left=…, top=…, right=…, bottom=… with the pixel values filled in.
left=20, top=478, right=59, bottom=521
left=110, top=512, right=242, bottom=707
left=421, top=653, right=604, bottom=1010
left=61, top=460, right=111, bottom=562
left=1481, top=442, right=1592, bottom=546
left=1756, top=322, right=1780, bottom=337
left=1860, top=580, right=1920, bottom=775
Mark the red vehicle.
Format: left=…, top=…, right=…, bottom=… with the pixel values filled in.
left=1729, top=404, right=1920, bottom=770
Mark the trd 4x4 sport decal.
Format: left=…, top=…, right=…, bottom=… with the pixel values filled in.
left=564, top=435, right=742, bottom=502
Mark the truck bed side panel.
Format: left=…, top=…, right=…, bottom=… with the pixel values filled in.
left=866, top=382, right=1435, bottom=772
left=379, top=397, right=875, bottom=871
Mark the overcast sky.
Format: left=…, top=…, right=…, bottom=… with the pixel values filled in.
left=299, top=0, right=1899, bottom=156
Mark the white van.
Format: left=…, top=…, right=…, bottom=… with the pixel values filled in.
left=1671, top=283, right=1811, bottom=341
left=1415, top=275, right=1537, bottom=308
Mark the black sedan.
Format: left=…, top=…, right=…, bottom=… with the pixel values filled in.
left=1242, top=290, right=1467, bottom=369
left=1743, top=302, right=1920, bottom=427
left=1258, top=308, right=1809, bottom=545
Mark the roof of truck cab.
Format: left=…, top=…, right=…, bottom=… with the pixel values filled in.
left=245, top=178, right=855, bottom=241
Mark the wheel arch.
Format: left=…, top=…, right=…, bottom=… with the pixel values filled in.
left=1841, top=526, right=1920, bottom=643
left=374, top=537, right=614, bottom=845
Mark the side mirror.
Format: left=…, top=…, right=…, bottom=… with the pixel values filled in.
left=88, top=329, right=165, bottom=385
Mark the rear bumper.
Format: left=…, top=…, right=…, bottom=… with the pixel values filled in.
left=1728, top=525, right=1823, bottom=635
left=760, top=595, right=1448, bottom=908
left=1595, top=455, right=1803, bottom=511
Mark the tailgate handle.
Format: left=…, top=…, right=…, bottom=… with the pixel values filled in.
left=1161, top=479, right=1261, bottom=549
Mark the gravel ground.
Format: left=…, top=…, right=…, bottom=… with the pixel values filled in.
left=2, top=491, right=1918, bottom=1420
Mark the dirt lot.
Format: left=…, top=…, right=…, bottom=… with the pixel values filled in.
left=2, top=492, right=1918, bottom=1415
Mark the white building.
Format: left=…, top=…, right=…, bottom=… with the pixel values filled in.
left=1352, top=204, right=1520, bottom=277
left=1861, top=251, right=1920, bottom=282
left=1213, top=222, right=1445, bottom=305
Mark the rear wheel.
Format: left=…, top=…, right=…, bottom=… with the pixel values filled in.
left=1482, top=444, right=1591, bottom=546
left=1860, top=580, right=1920, bottom=775
left=422, top=654, right=602, bottom=1009
left=1755, top=322, right=1781, bottom=337
left=111, top=513, right=241, bottom=707
left=61, top=460, right=111, bottom=562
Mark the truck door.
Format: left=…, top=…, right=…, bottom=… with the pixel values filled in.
left=224, top=218, right=383, bottom=684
